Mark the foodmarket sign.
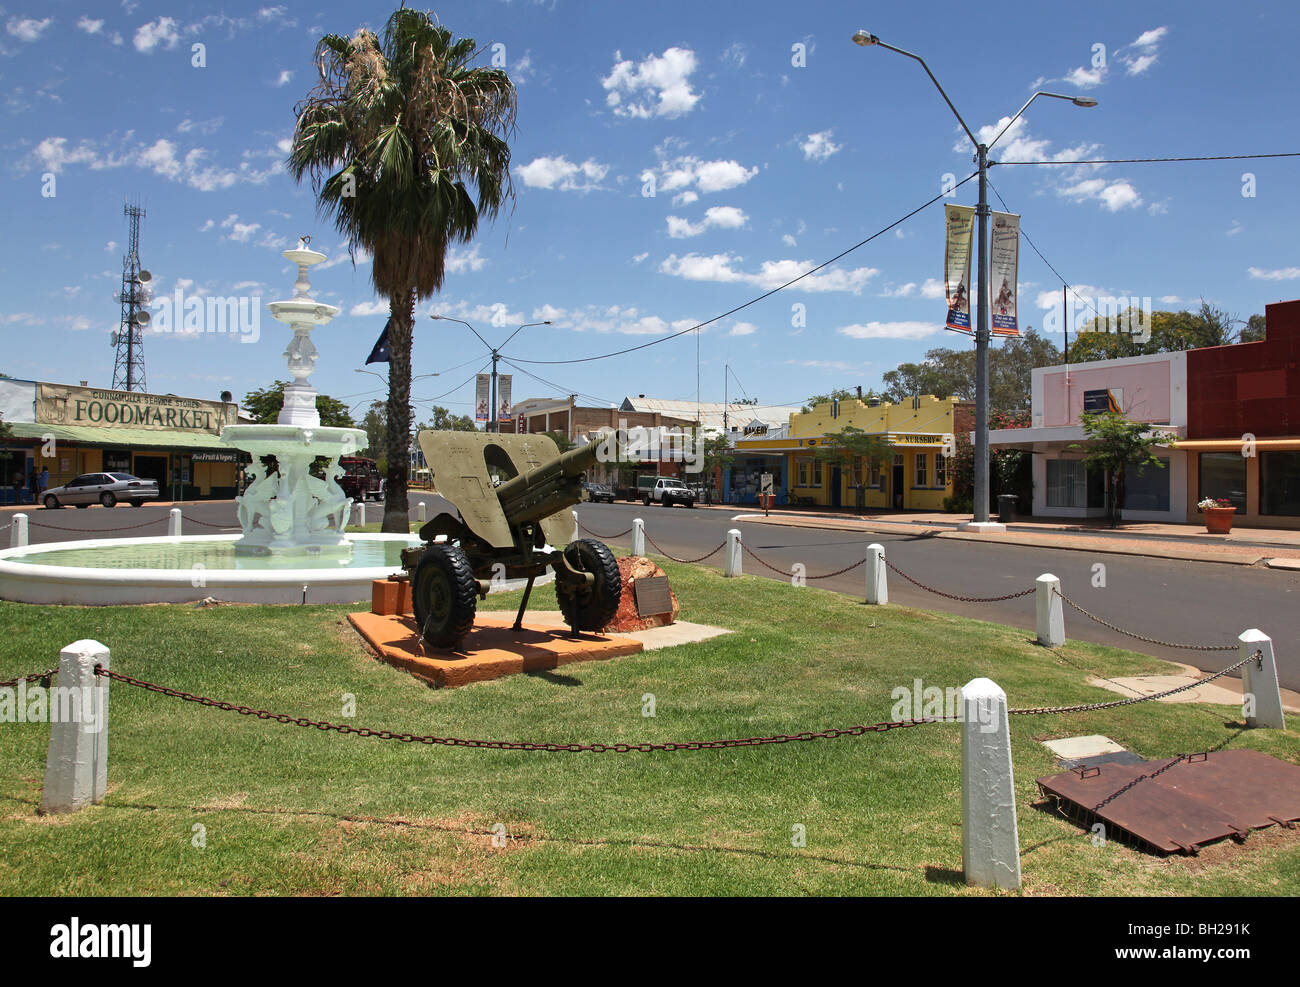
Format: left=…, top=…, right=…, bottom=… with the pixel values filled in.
left=37, top=384, right=234, bottom=435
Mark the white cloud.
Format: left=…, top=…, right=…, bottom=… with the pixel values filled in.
left=177, top=117, right=224, bottom=135
left=445, top=244, right=487, bottom=274
left=920, top=278, right=947, bottom=299
left=75, top=17, right=105, bottom=35
left=1159, top=295, right=1181, bottom=304
left=1122, top=26, right=1168, bottom=75
left=673, top=190, right=698, bottom=206
left=518, top=154, right=609, bottom=192
left=134, top=17, right=180, bottom=52
left=6, top=17, right=51, bottom=42
left=220, top=213, right=260, bottom=243
left=1227, top=220, right=1244, bottom=237
left=641, top=154, right=759, bottom=203
left=350, top=300, right=389, bottom=317
left=1064, top=65, right=1106, bottom=89
left=1057, top=175, right=1142, bottom=211
left=27, top=134, right=276, bottom=191
left=838, top=321, right=942, bottom=340
left=602, top=47, right=700, bottom=119
left=729, top=321, right=757, bottom=336
left=631, top=252, right=649, bottom=264
left=660, top=252, right=878, bottom=294
left=528, top=303, right=696, bottom=337
left=1248, top=267, right=1300, bottom=281
left=880, top=282, right=917, bottom=298
left=782, top=234, right=797, bottom=247
left=801, top=130, right=841, bottom=162
left=665, top=205, right=748, bottom=238
left=105, top=240, right=119, bottom=253
left=275, top=69, right=293, bottom=87
left=721, top=42, right=748, bottom=68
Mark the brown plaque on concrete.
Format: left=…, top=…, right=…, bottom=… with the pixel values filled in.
left=634, top=575, right=673, bottom=617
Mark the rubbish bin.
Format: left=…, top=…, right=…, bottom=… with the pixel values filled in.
left=997, top=494, right=1017, bottom=522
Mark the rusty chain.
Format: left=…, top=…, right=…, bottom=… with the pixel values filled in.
left=94, top=666, right=944, bottom=751
left=740, top=542, right=865, bottom=580
left=884, top=557, right=1035, bottom=603
left=1009, top=651, right=1260, bottom=716
left=1054, top=588, right=1240, bottom=652
left=1090, top=752, right=1207, bottom=813
left=642, top=531, right=726, bottom=565
left=574, top=518, right=635, bottom=540
left=27, top=514, right=168, bottom=533
left=0, top=667, right=57, bottom=689
left=185, top=515, right=240, bottom=529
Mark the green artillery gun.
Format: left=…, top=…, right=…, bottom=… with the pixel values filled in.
left=401, top=430, right=622, bottom=648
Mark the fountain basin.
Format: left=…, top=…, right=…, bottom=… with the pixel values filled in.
left=0, top=533, right=418, bottom=605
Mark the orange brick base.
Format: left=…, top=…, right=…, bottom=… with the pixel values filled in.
left=371, top=578, right=412, bottom=616
left=347, top=611, right=646, bottom=688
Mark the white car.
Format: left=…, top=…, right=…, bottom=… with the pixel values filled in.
left=43, top=472, right=160, bottom=509
left=644, top=477, right=696, bottom=508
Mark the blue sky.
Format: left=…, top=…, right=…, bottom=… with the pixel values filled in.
left=2, top=0, right=1298, bottom=420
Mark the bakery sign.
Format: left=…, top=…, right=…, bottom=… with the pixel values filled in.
left=37, top=384, right=235, bottom=435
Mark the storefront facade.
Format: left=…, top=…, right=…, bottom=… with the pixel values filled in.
left=734, top=395, right=971, bottom=509
left=0, top=379, right=242, bottom=504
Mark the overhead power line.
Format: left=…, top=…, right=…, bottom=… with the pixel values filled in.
left=507, top=170, right=980, bottom=367
left=996, top=151, right=1300, bottom=166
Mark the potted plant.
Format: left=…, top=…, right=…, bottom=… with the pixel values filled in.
left=1198, top=497, right=1236, bottom=534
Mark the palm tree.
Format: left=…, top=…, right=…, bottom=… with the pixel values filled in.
left=288, top=8, right=517, bottom=532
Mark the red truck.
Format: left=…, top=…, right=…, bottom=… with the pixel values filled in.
left=338, top=456, right=385, bottom=502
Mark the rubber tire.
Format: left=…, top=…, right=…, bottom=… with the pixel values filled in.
left=644, top=495, right=652, bottom=507
left=75, top=504, right=89, bottom=509
left=555, top=538, right=622, bottom=632
left=129, top=500, right=143, bottom=508
left=411, top=544, right=478, bottom=649
left=43, top=495, right=61, bottom=509
left=100, top=492, right=117, bottom=507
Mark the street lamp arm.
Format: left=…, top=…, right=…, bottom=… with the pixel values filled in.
left=431, top=313, right=493, bottom=352
left=869, top=38, right=979, bottom=148
left=987, top=91, right=1094, bottom=153
left=498, top=320, right=552, bottom=352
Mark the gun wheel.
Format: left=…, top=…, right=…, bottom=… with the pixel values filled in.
left=555, top=538, right=622, bottom=632
left=412, top=544, right=478, bottom=649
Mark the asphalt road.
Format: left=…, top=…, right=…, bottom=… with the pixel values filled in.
left=12, top=494, right=1299, bottom=691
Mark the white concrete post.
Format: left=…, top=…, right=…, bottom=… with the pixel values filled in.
left=1239, top=629, right=1285, bottom=730
left=168, top=508, right=182, bottom=538
left=1036, top=574, right=1064, bottom=647
left=724, top=528, right=742, bottom=577
left=352, top=502, right=365, bottom=527
left=40, top=640, right=110, bottom=815
left=633, top=517, right=645, bottom=556
left=961, top=677, right=1021, bottom=890
left=10, top=513, right=27, bottom=548
left=417, top=501, right=427, bottom=523
left=865, top=543, right=888, bottom=605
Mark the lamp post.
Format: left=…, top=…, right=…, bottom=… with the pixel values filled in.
left=431, top=316, right=552, bottom=432
left=852, top=30, right=1095, bottom=526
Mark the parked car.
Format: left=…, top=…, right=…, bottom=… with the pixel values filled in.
left=338, top=456, right=385, bottom=502
left=581, top=481, right=616, bottom=503
left=43, top=472, right=159, bottom=509
left=644, top=476, right=696, bottom=508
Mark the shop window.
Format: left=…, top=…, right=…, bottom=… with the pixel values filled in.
left=1261, top=451, right=1300, bottom=516
left=1124, top=457, right=1170, bottom=512
left=914, top=453, right=927, bottom=487
left=1046, top=459, right=1087, bottom=508
left=869, top=460, right=882, bottom=488
left=796, top=458, right=809, bottom=487
left=1198, top=453, right=1247, bottom=511
left=935, top=455, right=948, bottom=488
left=811, top=459, right=822, bottom=487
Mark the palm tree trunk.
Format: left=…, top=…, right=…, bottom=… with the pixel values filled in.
left=381, top=290, right=414, bottom=533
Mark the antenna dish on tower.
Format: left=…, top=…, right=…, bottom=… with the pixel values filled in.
left=136, top=269, right=152, bottom=283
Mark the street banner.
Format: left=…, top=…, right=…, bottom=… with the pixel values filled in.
left=475, top=374, right=490, bottom=422
left=497, top=374, right=513, bottom=422
left=944, top=204, right=974, bottom=334
left=990, top=211, right=1021, bottom=337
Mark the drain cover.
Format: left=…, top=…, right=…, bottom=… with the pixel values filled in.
left=1037, top=749, right=1300, bottom=854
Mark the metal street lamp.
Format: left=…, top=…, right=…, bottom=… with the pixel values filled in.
left=431, top=315, right=552, bottom=432
left=852, top=30, right=1095, bottom=526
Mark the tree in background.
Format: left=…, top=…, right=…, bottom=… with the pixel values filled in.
left=544, top=430, right=575, bottom=453
left=415, top=405, right=477, bottom=433
left=879, top=329, right=1060, bottom=411
left=289, top=9, right=517, bottom=534
left=700, top=433, right=734, bottom=503
left=1070, top=411, right=1166, bottom=528
left=815, top=425, right=893, bottom=513
left=362, top=400, right=386, bottom=460
left=800, top=387, right=859, bottom=413
left=243, top=381, right=355, bottom=427
left=1066, top=300, right=1263, bottom=362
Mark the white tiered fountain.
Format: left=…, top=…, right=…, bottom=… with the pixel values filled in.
left=220, top=240, right=363, bottom=559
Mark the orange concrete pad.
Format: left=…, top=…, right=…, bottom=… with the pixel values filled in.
left=347, top=611, right=645, bottom=688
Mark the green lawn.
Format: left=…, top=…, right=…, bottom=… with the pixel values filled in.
left=1, top=553, right=1296, bottom=896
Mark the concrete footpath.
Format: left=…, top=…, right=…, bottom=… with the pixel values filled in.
left=697, top=504, right=1300, bottom=568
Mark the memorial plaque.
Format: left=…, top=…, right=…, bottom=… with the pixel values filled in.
left=634, top=575, right=673, bottom=617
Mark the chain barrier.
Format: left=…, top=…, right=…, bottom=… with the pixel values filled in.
left=1054, top=588, right=1240, bottom=652
left=27, top=514, right=168, bottom=534
left=883, top=557, right=1035, bottom=603
left=1009, top=651, right=1260, bottom=716
left=94, top=666, right=946, bottom=751
left=185, top=515, right=240, bottom=529
left=0, top=667, right=57, bottom=689
left=642, top=531, right=726, bottom=565
left=574, top=518, right=635, bottom=540
left=740, top=542, right=865, bottom=580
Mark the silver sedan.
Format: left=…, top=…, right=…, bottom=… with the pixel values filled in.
left=43, top=472, right=160, bottom=509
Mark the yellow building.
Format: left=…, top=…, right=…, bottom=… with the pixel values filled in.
left=733, top=395, right=972, bottom=510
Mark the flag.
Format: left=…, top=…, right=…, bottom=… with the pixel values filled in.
left=990, top=211, right=1021, bottom=337
left=943, top=204, right=975, bottom=334
left=365, top=319, right=391, bottom=364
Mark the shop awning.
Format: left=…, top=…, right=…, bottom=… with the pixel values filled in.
left=1172, top=437, right=1300, bottom=451
left=6, top=422, right=230, bottom=453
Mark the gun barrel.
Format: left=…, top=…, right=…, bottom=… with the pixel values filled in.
left=494, top=440, right=601, bottom=525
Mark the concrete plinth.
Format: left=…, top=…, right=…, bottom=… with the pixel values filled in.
left=957, top=521, right=1007, bottom=533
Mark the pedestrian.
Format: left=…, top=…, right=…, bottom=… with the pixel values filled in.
left=38, top=467, right=49, bottom=497
left=29, top=468, right=38, bottom=502
left=10, top=471, right=23, bottom=505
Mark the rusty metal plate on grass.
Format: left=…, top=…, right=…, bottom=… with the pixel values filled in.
left=634, top=576, right=673, bottom=617
left=1037, top=749, right=1300, bottom=854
